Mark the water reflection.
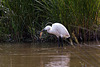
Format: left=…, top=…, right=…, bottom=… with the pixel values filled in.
left=0, top=43, right=100, bottom=67
left=45, top=54, right=70, bottom=67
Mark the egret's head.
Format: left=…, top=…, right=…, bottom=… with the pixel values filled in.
left=44, top=26, right=51, bottom=32
left=40, top=25, right=51, bottom=38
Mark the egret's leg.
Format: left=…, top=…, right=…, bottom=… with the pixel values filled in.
left=58, top=37, right=60, bottom=47
left=61, top=37, right=63, bottom=47
left=60, top=34, right=63, bottom=47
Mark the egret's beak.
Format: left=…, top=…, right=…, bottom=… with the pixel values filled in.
left=39, top=29, right=45, bottom=38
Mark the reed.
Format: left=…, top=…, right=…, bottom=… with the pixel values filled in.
left=1, top=0, right=37, bottom=41
left=37, top=0, right=100, bottom=42
left=0, top=0, right=100, bottom=42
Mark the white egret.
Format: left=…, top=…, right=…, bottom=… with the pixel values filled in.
left=40, top=23, right=70, bottom=47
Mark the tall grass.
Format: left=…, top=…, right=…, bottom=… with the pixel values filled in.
left=37, top=0, right=100, bottom=41
left=0, top=0, right=100, bottom=42
left=1, top=0, right=37, bottom=41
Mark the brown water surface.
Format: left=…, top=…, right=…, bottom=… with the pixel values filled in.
left=0, top=42, right=100, bottom=67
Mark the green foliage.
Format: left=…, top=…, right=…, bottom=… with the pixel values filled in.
left=36, top=0, right=100, bottom=41
left=0, top=0, right=100, bottom=42
left=1, top=0, right=36, bottom=41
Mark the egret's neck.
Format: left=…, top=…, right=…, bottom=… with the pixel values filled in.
left=47, top=27, right=52, bottom=34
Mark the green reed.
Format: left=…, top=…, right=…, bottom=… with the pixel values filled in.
left=1, top=0, right=36, bottom=41
left=0, top=0, right=100, bottom=42
left=38, top=0, right=100, bottom=41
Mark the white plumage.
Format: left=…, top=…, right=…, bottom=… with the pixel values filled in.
left=43, top=23, right=70, bottom=38
left=40, top=23, right=70, bottom=47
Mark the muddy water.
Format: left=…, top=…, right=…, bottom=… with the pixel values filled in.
left=0, top=43, right=100, bottom=67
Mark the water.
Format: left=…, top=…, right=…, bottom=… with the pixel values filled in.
left=0, top=42, right=100, bottom=67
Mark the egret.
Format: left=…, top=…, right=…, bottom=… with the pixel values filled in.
left=40, top=23, right=70, bottom=47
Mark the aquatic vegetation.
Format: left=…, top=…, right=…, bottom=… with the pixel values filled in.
left=0, top=0, right=100, bottom=42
